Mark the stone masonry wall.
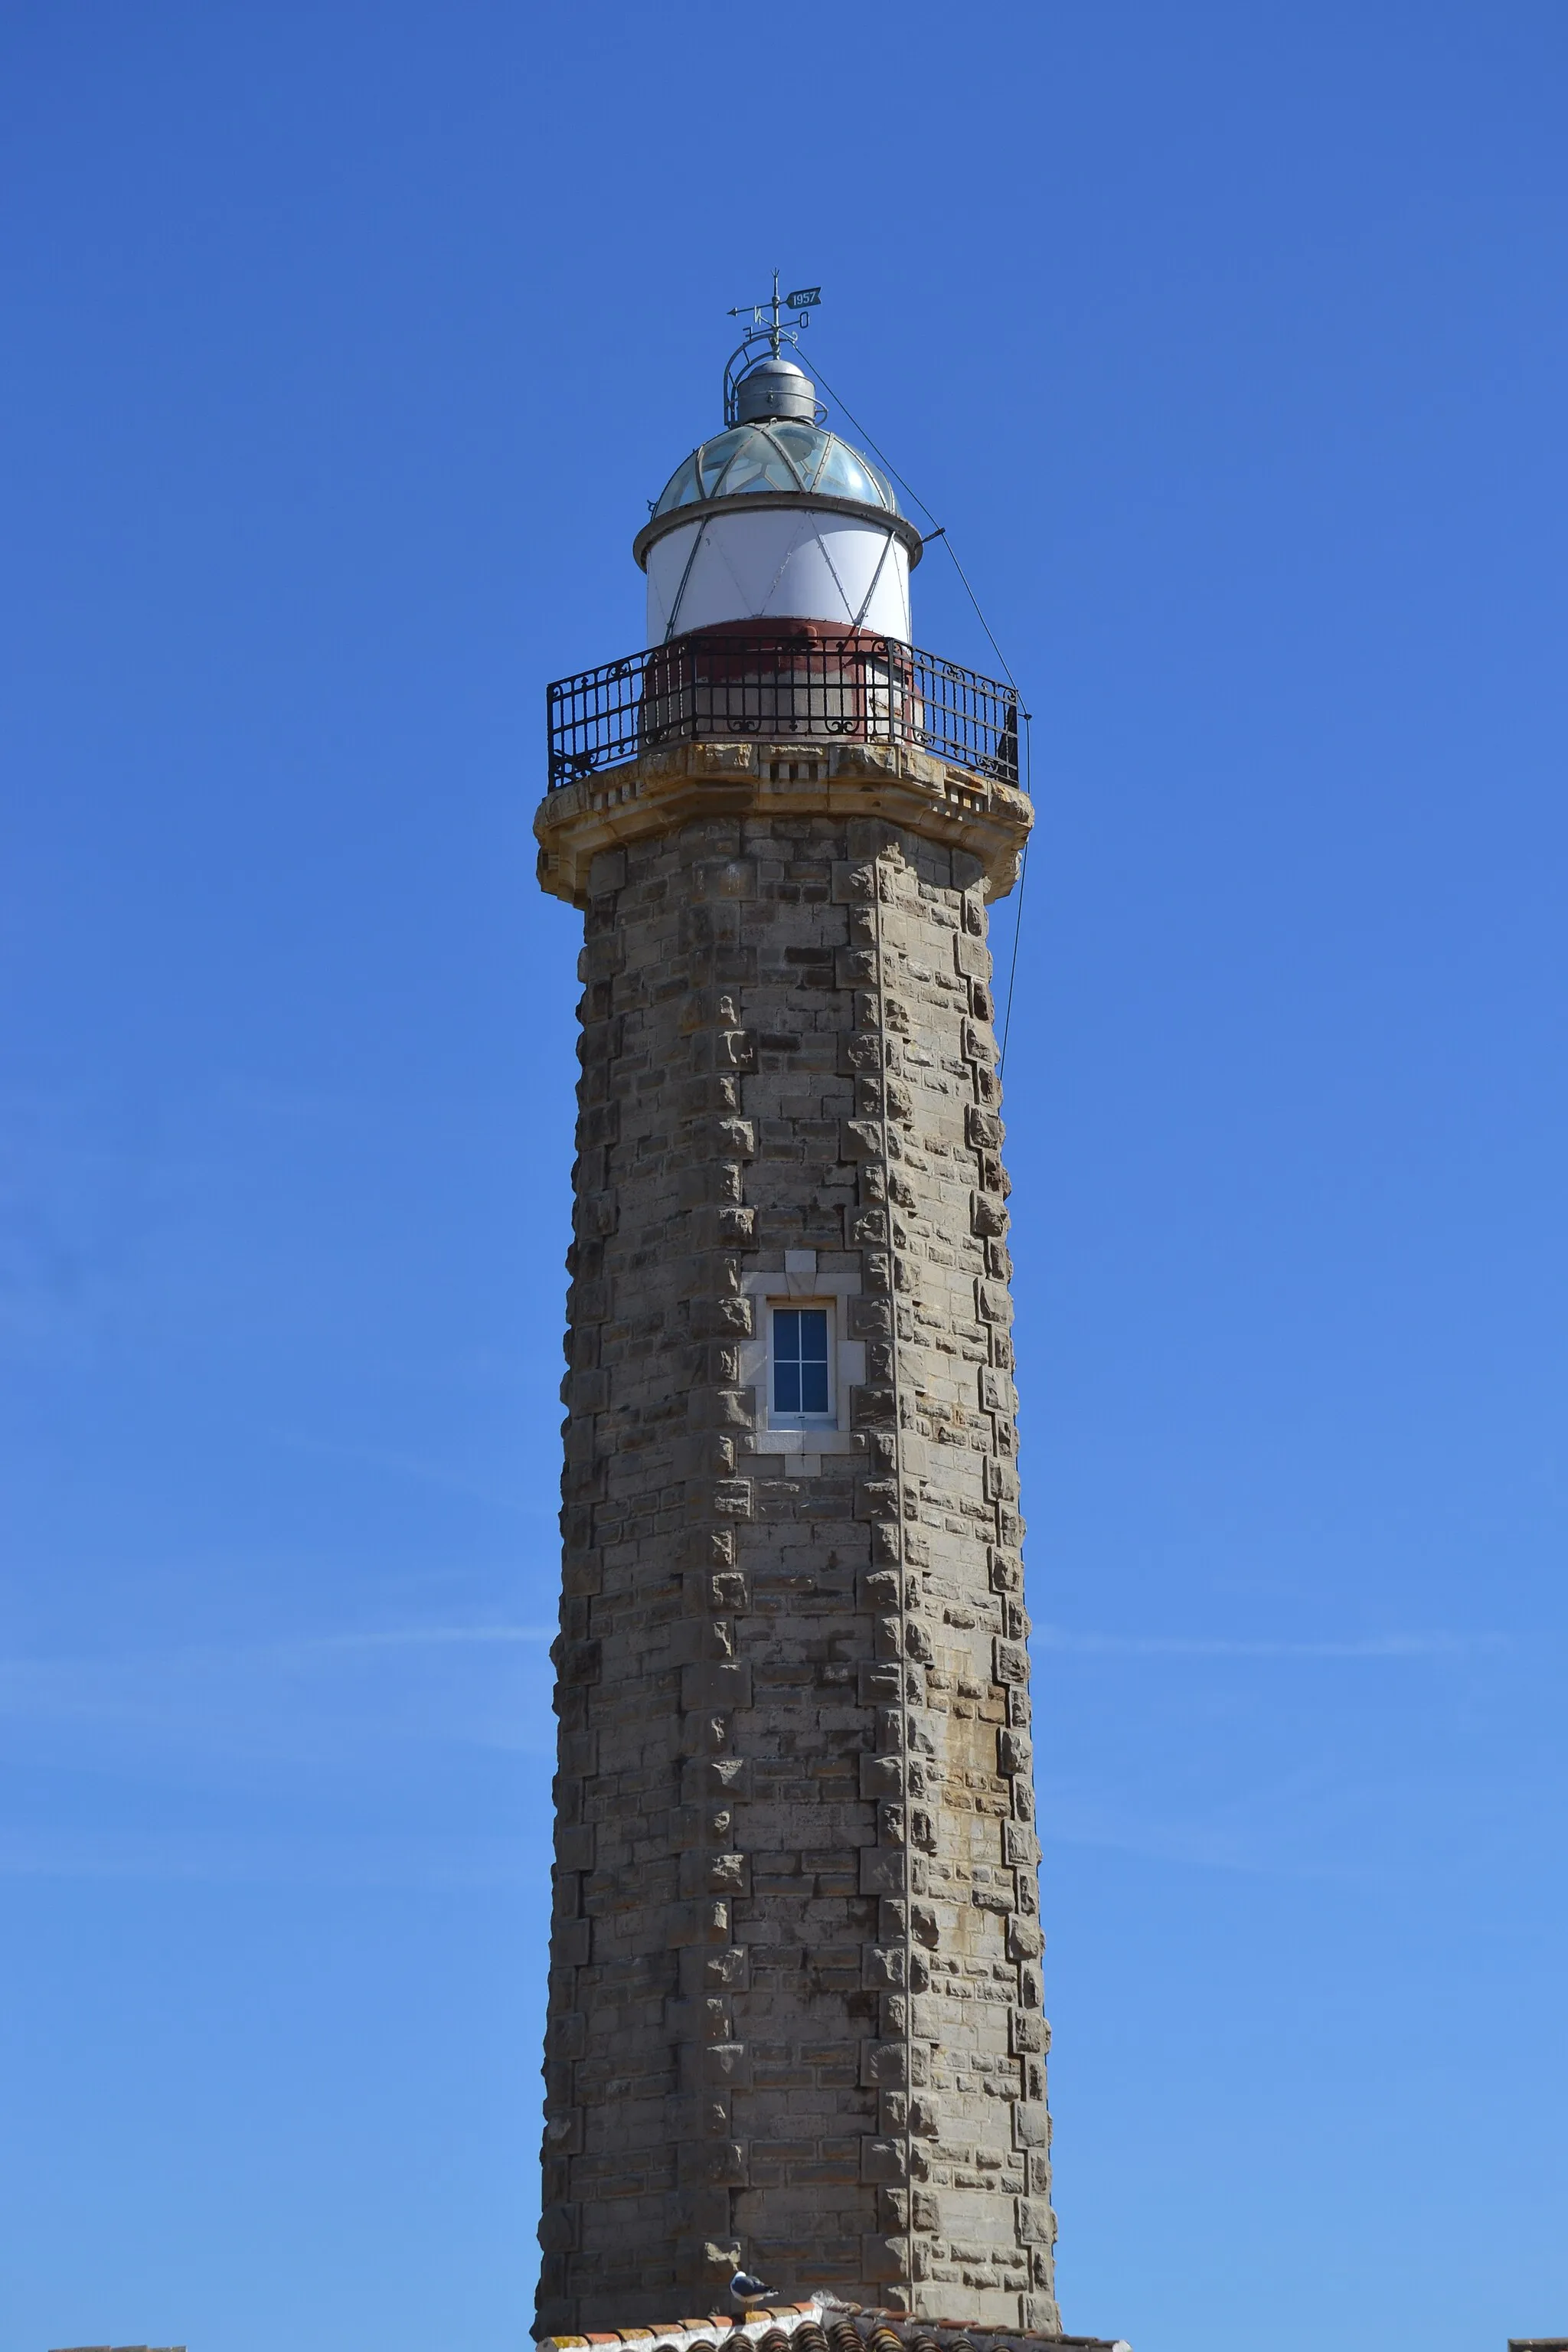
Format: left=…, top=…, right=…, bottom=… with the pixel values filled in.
left=537, top=800, right=1055, bottom=2337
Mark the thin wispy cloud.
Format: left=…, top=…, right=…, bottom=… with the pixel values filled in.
left=270, top=1624, right=556, bottom=1652
left=1036, top=1788, right=1378, bottom=1880
left=0, top=1824, right=541, bottom=1889
left=0, top=1622, right=560, bottom=1769
left=264, top=1425, right=552, bottom=1516
left=1034, top=1625, right=1508, bottom=1660
left=0, top=1621, right=554, bottom=1687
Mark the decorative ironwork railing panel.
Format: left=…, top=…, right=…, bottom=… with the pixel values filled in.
left=547, top=633, right=1022, bottom=791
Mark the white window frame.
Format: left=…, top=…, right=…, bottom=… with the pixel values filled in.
left=767, top=1298, right=838, bottom=1431
left=737, top=1253, right=867, bottom=1463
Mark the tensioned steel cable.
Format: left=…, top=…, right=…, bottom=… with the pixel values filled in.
left=808, top=362, right=1026, bottom=696
left=809, top=361, right=1035, bottom=1070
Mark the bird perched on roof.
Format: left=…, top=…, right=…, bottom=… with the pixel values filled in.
left=730, top=2272, right=776, bottom=2310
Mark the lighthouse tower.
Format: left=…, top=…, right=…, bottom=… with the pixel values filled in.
left=533, top=292, right=1067, bottom=2343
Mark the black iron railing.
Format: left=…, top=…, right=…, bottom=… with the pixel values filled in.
left=547, top=633, right=1022, bottom=791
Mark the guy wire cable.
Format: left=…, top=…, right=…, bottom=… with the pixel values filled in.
left=1001, top=729, right=1034, bottom=1076
left=810, top=361, right=1025, bottom=695
left=810, top=359, right=1034, bottom=1069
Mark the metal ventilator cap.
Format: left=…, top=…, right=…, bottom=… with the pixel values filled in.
left=733, top=357, right=818, bottom=424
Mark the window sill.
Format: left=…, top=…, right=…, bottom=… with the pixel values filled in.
left=746, top=1429, right=865, bottom=1459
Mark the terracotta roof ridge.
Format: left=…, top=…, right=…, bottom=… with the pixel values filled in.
left=536, top=2299, right=1129, bottom=2352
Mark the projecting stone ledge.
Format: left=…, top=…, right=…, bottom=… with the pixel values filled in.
left=534, top=740, right=1033, bottom=909
left=535, top=2297, right=1127, bottom=2352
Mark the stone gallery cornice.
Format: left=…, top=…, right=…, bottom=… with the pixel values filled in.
left=534, top=740, right=1034, bottom=911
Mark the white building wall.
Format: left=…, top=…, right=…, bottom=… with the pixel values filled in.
left=645, top=506, right=912, bottom=643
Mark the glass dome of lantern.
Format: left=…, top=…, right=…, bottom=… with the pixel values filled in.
left=651, top=420, right=900, bottom=523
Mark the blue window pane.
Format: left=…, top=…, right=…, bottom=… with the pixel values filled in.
left=796, top=1308, right=828, bottom=1360
left=774, top=1307, right=830, bottom=1417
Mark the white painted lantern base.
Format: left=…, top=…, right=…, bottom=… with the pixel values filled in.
left=645, top=506, right=911, bottom=645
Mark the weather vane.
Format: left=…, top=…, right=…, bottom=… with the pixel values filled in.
left=728, top=267, right=821, bottom=357
left=722, top=270, right=822, bottom=424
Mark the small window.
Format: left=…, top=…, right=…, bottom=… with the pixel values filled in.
left=772, top=1305, right=833, bottom=1423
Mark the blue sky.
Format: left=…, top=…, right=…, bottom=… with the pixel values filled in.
left=2, top=5, right=1564, bottom=2350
